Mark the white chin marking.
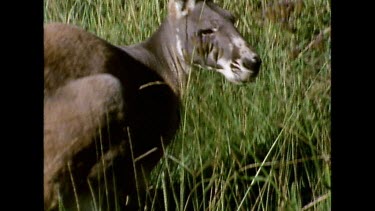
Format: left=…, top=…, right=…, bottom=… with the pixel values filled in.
left=216, top=58, right=251, bottom=83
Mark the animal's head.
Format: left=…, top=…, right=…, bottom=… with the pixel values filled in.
left=168, top=0, right=261, bottom=83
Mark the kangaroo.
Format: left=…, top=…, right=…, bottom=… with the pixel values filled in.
left=44, top=0, right=261, bottom=210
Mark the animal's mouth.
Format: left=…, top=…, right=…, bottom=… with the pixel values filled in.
left=194, top=60, right=259, bottom=84
left=228, top=69, right=257, bottom=84
left=228, top=62, right=259, bottom=83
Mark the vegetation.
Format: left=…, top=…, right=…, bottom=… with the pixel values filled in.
left=44, top=0, right=331, bottom=210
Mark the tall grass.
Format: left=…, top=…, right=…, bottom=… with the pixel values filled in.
left=44, top=0, right=331, bottom=210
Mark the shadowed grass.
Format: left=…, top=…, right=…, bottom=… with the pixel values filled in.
left=44, top=0, right=331, bottom=210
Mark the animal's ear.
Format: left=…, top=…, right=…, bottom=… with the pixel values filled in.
left=168, top=0, right=196, bottom=19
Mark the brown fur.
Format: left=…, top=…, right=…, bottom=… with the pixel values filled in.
left=44, top=23, right=180, bottom=210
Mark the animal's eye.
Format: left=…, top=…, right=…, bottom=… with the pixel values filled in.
left=198, top=29, right=215, bottom=36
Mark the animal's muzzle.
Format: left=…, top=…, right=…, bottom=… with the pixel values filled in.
left=242, top=55, right=262, bottom=75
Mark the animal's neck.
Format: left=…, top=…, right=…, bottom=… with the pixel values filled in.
left=121, top=18, right=190, bottom=97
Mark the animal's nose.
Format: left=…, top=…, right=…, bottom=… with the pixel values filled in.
left=243, top=55, right=261, bottom=74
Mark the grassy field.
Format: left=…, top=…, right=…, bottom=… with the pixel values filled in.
left=44, top=0, right=331, bottom=210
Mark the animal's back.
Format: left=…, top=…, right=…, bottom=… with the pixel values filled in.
left=44, top=23, right=119, bottom=95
